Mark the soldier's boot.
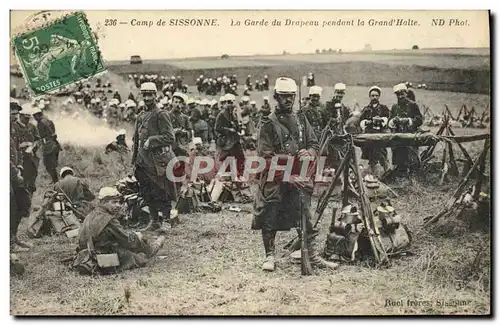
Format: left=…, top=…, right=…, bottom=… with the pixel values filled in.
left=148, top=235, right=166, bottom=257
left=262, top=230, right=277, bottom=272
left=144, top=207, right=161, bottom=231
left=308, top=237, right=339, bottom=270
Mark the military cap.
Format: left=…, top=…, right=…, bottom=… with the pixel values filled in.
left=172, top=92, right=188, bottom=103
left=59, top=166, right=74, bottom=178
left=10, top=100, right=22, bottom=112
left=225, top=94, right=236, bottom=102
left=20, top=103, right=34, bottom=115
left=393, top=83, right=407, bottom=93
left=241, top=96, right=250, bottom=102
left=334, top=83, right=346, bottom=91
left=309, top=86, right=322, bottom=96
left=125, top=99, right=136, bottom=108
left=274, top=77, right=297, bottom=93
left=98, top=187, right=121, bottom=200
left=368, top=86, right=381, bottom=95
left=140, top=82, right=157, bottom=93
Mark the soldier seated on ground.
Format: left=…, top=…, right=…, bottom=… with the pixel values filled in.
left=53, top=167, right=95, bottom=220
left=71, top=187, right=166, bottom=275
left=105, top=129, right=130, bottom=154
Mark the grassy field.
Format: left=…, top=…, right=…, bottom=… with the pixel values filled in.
left=10, top=127, right=491, bottom=315
left=10, top=72, right=491, bottom=315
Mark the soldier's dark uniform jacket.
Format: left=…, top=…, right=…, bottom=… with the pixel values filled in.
left=132, top=106, right=177, bottom=204
left=407, top=89, right=416, bottom=102
left=321, top=101, right=351, bottom=168
left=390, top=99, right=423, bottom=132
left=302, top=102, right=325, bottom=139
left=359, top=103, right=391, bottom=166
left=14, top=120, right=40, bottom=194
left=10, top=134, right=31, bottom=243
left=53, top=175, right=96, bottom=218
left=73, top=205, right=160, bottom=274
left=37, top=116, right=61, bottom=183
left=215, top=109, right=240, bottom=151
left=191, top=109, right=209, bottom=144
left=252, top=111, right=319, bottom=232
left=390, top=99, right=423, bottom=169
left=169, top=110, right=192, bottom=148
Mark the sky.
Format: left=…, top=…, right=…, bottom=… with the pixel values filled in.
left=10, top=10, right=490, bottom=61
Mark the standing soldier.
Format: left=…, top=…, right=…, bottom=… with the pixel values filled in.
left=106, top=99, right=121, bottom=129
left=132, top=82, right=178, bottom=232
left=252, top=77, right=338, bottom=272
left=33, top=107, right=61, bottom=184
left=302, top=86, right=325, bottom=139
left=263, top=75, right=269, bottom=91
left=190, top=107, right=209, bottom=144
left=359, top=86, right=390, bottom=174
left=113, top=89, right=122, bottom=103
left=10, top=100, right=33, bottom=252
left=261, top=96, right=271, bottom=112
left=405, top=81, right=416, bottom=102
left=215, top=93, right=245, bottom=179
left=323, top=83, right=351, bottom=170
left=16, top=104, right=41, bottom=195
left=169, top=92, right=192, bottom=193
left=389, top=83, right=423, bottom=176
left=307, top=72, right=315, bottom=87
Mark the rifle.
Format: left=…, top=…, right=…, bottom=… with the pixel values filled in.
left=349, top=136, right=389, bottom=266
left=298, top=185, right=312, bottom=275
left=55, top=185, right=87, bottom=220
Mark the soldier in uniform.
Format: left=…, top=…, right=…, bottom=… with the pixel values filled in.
left=405, top=82, right=416, bottom=102
left=106, top=99, right=121, bottom=129
left=33, top=107, right=61, bottom=184
left=359, top=86, right=390, bottom=174
left=263, top=75, right=269, bottom=91
left=53, top=166, right=96, bottom=219
left=301, top=86, right=325, bottom=139
left=169, top=92, right=192, bottom=194
left=105, top=129, right=130, bottom=154
left=215, top=93, right=245, bottom=179
left=10, top=101, right=33, bottom=253
left=72, top=187, right=166, bottom=275
left=16, top=103, right=41, bottom=196
left=252, top=77, right=338, bottom=272
left=389, top=83, right=423, bottom=176
left=261, top=96, right=271, bottom=112
left=113, top=89, right=122, bottom=103
left=322, top=83, right=351, bottom=170
left=190, top=107, right=209, bottom=144
left=132, top=82, right=178, bottom=232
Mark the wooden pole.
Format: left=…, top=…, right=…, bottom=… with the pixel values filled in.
left=424, top=141, right=491, bottom=226
left=472, top=138, right=490, bottom=200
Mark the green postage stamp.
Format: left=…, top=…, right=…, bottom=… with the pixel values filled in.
left=12, top=11, right=106, bottom=96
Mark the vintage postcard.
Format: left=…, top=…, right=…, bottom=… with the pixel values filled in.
left=9, top=10, right=491, bottom=316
